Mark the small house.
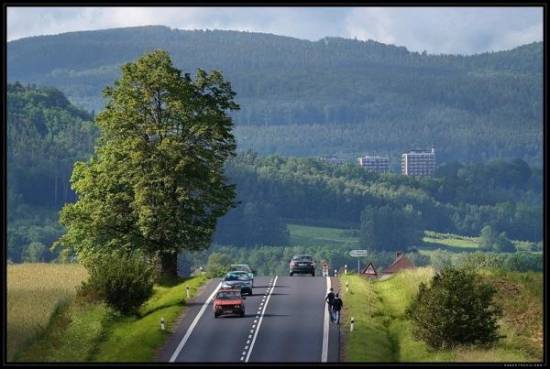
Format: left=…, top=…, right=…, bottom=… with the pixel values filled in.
left=383, top=251, right=415, bottom=274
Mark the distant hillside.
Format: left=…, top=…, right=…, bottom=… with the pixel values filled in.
left=7, top=26, right=543, bottom=164
left=7, top=83, right=95, bottom=208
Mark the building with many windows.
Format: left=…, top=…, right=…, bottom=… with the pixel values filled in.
left=357, top=155, right=390, bottom=173
left=401, top=148, right=436, bottom=176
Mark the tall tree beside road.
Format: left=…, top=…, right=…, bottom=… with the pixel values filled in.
left=57, top=50, right=238, bottom=278
left=359, top=204, right=424, bottom=252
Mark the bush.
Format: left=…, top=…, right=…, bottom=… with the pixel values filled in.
left=430, top=249, right=454, bottom=270
left=206, top=252, right=232, bottom=278
left=405, top=252, right=431, bottom=267
left=406, top=268, right=503, bottom=349
left=504, top=252, right=543, bottom=272
left=22, top=241, right=46, bottom=262
left=79, top=250, right=154, bottom=314
left=494, top=232, right=516, bottom=252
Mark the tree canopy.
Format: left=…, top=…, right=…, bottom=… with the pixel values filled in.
left=56, top=50, right=238, bottom=276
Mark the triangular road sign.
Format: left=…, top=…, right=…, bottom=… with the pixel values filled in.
left=362, top=262, right=377, bottom=275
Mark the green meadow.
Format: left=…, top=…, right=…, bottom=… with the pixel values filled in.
left=340, top=269, right=542, bottom=362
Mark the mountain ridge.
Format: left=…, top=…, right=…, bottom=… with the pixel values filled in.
left=7, top=25, right=543, bottom=164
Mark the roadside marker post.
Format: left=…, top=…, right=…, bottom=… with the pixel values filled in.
left=350, top=317, right=354, bottom=332
left=345, top=281, right=349, bottom=293
left=334, top=269, right=338, bottom=277
left=160, top=317, right=165, bottom=331
left=344, top=265, right=347, bottom=274
left=186, top=286, right=190, bottom=299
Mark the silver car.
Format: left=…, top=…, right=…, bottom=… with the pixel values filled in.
left=230, top=264, right=255, bottom=287
left=221, top=271, right=253, bottom=295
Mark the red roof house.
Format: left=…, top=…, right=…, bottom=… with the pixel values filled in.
left=383, top=251, right=416, bottom=274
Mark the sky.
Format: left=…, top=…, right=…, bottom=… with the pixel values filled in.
left=6, top=6, right=543, bottom=55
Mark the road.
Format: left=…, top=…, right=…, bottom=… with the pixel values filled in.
left=158, top=275, right=340, bottom=363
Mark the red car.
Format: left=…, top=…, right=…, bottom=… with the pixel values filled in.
left=213, top=289, right=246, bottom=318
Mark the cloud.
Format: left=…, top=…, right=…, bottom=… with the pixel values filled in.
left=343, top=7, right=543, bottom=54
left=7, top=6, right=543, bottom=55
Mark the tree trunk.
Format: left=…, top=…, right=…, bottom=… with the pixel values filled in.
left=159, top=251, right=178, bottom=281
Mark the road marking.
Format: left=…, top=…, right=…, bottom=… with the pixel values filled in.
left=321, top=276, right=331, bottom=362
left=169, top=282, right=222, bottom=362
left=246, top=340, right=250, bottom=344
left=245, top=275, right=278, bottom=363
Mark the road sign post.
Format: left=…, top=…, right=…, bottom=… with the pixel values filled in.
left=349, top=250, right=368, bottom=273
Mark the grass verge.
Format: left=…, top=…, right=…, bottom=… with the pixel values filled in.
left=93, top=275, right=207, bottom=362
left=340, top=268, right=542, bottom=362
left=13, top=273, right=208, bottom=362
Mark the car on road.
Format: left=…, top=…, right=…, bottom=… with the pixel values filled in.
left=289, top=255, right=316, bottom=276
left=229, top=264, right=255, bottom=287
left=221, top=271, right=253, bottom=295
left=213, top=289, right=246, bottom=318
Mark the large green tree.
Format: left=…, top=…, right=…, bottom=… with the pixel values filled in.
left=359, top=204, right=424, bottom=252
left=57, top=50, right=238, bottom=278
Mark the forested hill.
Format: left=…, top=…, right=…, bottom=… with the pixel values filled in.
left=8, top=26, right=543, bottom=164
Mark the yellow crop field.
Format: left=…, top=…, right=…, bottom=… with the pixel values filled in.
left=7, top=263, right=88, bottom=361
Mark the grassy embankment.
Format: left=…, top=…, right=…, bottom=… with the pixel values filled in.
left=8, top=263, right=208, bottom=362
left=339, top=269, right=542, bottom=362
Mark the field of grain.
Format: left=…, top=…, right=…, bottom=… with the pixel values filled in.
left=7, top=263, right=88, bottom=361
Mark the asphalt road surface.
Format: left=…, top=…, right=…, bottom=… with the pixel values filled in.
left=158, top=275, right=340, bottom=363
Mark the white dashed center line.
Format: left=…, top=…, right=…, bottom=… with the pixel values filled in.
left=244, top=276, right=278, bottom=362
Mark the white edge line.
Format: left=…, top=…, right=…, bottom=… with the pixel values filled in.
left=321, top=276, right=331, bottom=362
left=245, top=275, right=278, bottom=362
left=169, top=282, right=222, bottom=362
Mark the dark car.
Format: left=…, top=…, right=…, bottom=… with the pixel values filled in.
left=229, top=264, right=255, bottom=287
left=289, top=255, right=316, bottom=276
left=221, top=271, right=253, bottom=295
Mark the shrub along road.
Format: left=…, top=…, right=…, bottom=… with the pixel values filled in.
left=158, top=276, right=340, bottom=362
